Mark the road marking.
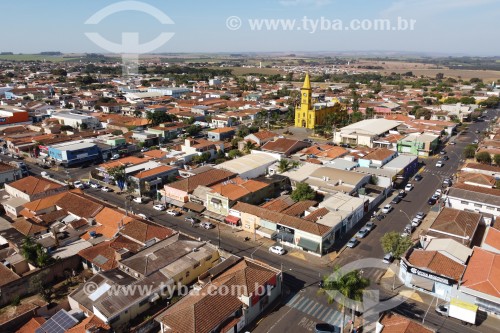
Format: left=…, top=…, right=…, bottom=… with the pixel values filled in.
left=316, top=306, right=329, bottom=320
left=287, top=294, right=301, bottom=307
left=311, top=303, right=325, bottom=318
left=298, top=299, right=314, bottom=312
left=319, top=308, right=333, bottom=322
left=308, top=303, right=320, bottom=316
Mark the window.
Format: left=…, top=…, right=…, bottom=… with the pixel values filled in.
left=474, top=203, right=482, bottom=208
left=206, top=255, right=212, bottom=261
left=139, top=298, right=148, bottom=307
left=193, top=263, right=200, bottom=269
left=461, top=201, right=469, bottom=205
left=186, top=271, right=190, bottom=278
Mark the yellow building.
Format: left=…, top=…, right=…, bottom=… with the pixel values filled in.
left=294, top=73, right=340, bottom=129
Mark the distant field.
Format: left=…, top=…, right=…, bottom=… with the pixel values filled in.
left=0, top=54, right=78, bottom=62
left=357, top=60, right=500, bottom=81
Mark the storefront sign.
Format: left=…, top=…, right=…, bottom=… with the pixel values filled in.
left=403, top=261, right=453, bottom=285
left=276, top=224, right=294, bottom=235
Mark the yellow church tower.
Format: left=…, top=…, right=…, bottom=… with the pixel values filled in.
left=295, top=73, right=313, bottom=128
left=294, top=73, right=340, bottom=129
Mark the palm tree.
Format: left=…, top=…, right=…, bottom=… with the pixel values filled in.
left=277, top=159, right=291, bottom=173
left=318, top=267, right=370, bottom=333
left=243, top=141, right=256, bottom=154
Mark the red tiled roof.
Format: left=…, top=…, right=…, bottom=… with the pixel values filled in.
left=407, top=250, right=465, bottom=281
left=379, top=312, right=434, bottom=333
left=233, top=202, right=330, bottom=236
left=16, top=317, right=46, bottom=333
left=461, top=247, right=500, bottom=298
left=484, top=228, right=500, bottom=251
left=7, top=176, right=65, bottom=196
left=133, top=165, right=176, bottom=179
left=168, top=168, right=236, bottom=194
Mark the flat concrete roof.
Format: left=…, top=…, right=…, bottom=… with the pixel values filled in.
left=339, top=119, right=400, bottom=136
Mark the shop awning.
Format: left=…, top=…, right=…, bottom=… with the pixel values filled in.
left=225, top=215, right=240, bottom=225
left=203, top=210, right=226, bottom=222
left=183, top=201, right=205, bottom=213
left=298, top=238, right=320, bottom=253
left=410, top=275, right=435, bottom=291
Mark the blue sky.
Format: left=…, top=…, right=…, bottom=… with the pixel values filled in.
left=1, top=0, right=498, bottom=55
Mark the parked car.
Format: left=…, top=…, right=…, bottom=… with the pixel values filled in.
left=73, top=181, right=85, bottom=189
left=167, top=209, right=180, bottom=216
left=402, top=224, right=413, bottom=237
left=443, top=178, right=452, bottom=187
left=416, top=212, right=426, bottom=220
left=201, top=222, right=215, bottom=229
left=436, top=161, right=444, bottom=167
left=473, top=139, right=479, bottom=144
left=411, top=217, right=422, bottom=227
left=90, top=182, right=101, bottom=189
left=137, top=213, right=148, bottom=220
left=405, top=183, right=414, bottom=191
left=315, top=323, right=340, bottom=333
left=269, top=245, right=286, bottom=255
left=435, top=189, right=442, bottom=196
left=428, top=196, right=438, bottom=205
left=414, top=174, right=423, bottom=181
left=435, top=304, right=449, bottom=316
left=391, top=196, right=402, bottom=204
left=133, top=197, right=143, bottom=203
left=381, top=204, right=393, bottom=214
left=346, top=237, right=359, bottom=248
left=110, top=154, right=120, bottom=160
left=398, top=190, right=407, bottom=198
left=440, top=150, right=446, bottom=155
left=383, top=253, right=394, bottom=264
left=356, top=228, right=369, bottom=239
left=449, top=141, right=456, bottom=145
left=442, top=155, right=449, bottom=161
left=364, top=221, right=375, bottom=231
left=101, top=186, right=112, bottom=192
left=153, top=204, right=166, bottom=211
left=185, top=216, right=200, bottom=224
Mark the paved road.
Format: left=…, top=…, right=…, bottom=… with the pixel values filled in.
left=3, top=109, right=498, bottom=333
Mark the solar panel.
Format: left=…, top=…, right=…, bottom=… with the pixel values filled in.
left=35, top=309, right=78, bottom=333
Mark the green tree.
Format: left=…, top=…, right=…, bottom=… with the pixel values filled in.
left=318, top=267, right=370, bottom=333
left=463, top=144, right=477, bottom=158
left=192, top=152, right=211, bottom=164
left=460, top=96, right=476, bottom=105
left=242, top=141, right=256, bottom=154
left=415, top=108, right=432, bottom=120
left=350, top=111, right=363, bottom=123
left=133, top=110, right=142, bottom=118
left=475, top=152, right=492, bottom=164
left=21, top=237, right=53, bottom=268
left=228, top=149, right=242, bottom=159
left=291, top=182, right=316, bottom=202
left=494, top=154, right=500, bottom=166
left=146, top=110, right=175, bottom=126
left=79, top=122, right=88, bottom=130
left=107, top=166, right=127, bottom=191
left=277, top=159, right=292, bottom=173
left=186, top=124, right=202, bottom=136
left=479, top=96, right=500, bottom=108
left=380, top=232, right=413, bottom=260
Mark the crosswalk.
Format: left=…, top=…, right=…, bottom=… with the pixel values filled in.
left=287, top=294, right=342, bottom=325
left=421, top=168, right=451, bottom=177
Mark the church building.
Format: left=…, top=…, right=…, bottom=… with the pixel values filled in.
left=294, top=73, right=340, bottom=129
